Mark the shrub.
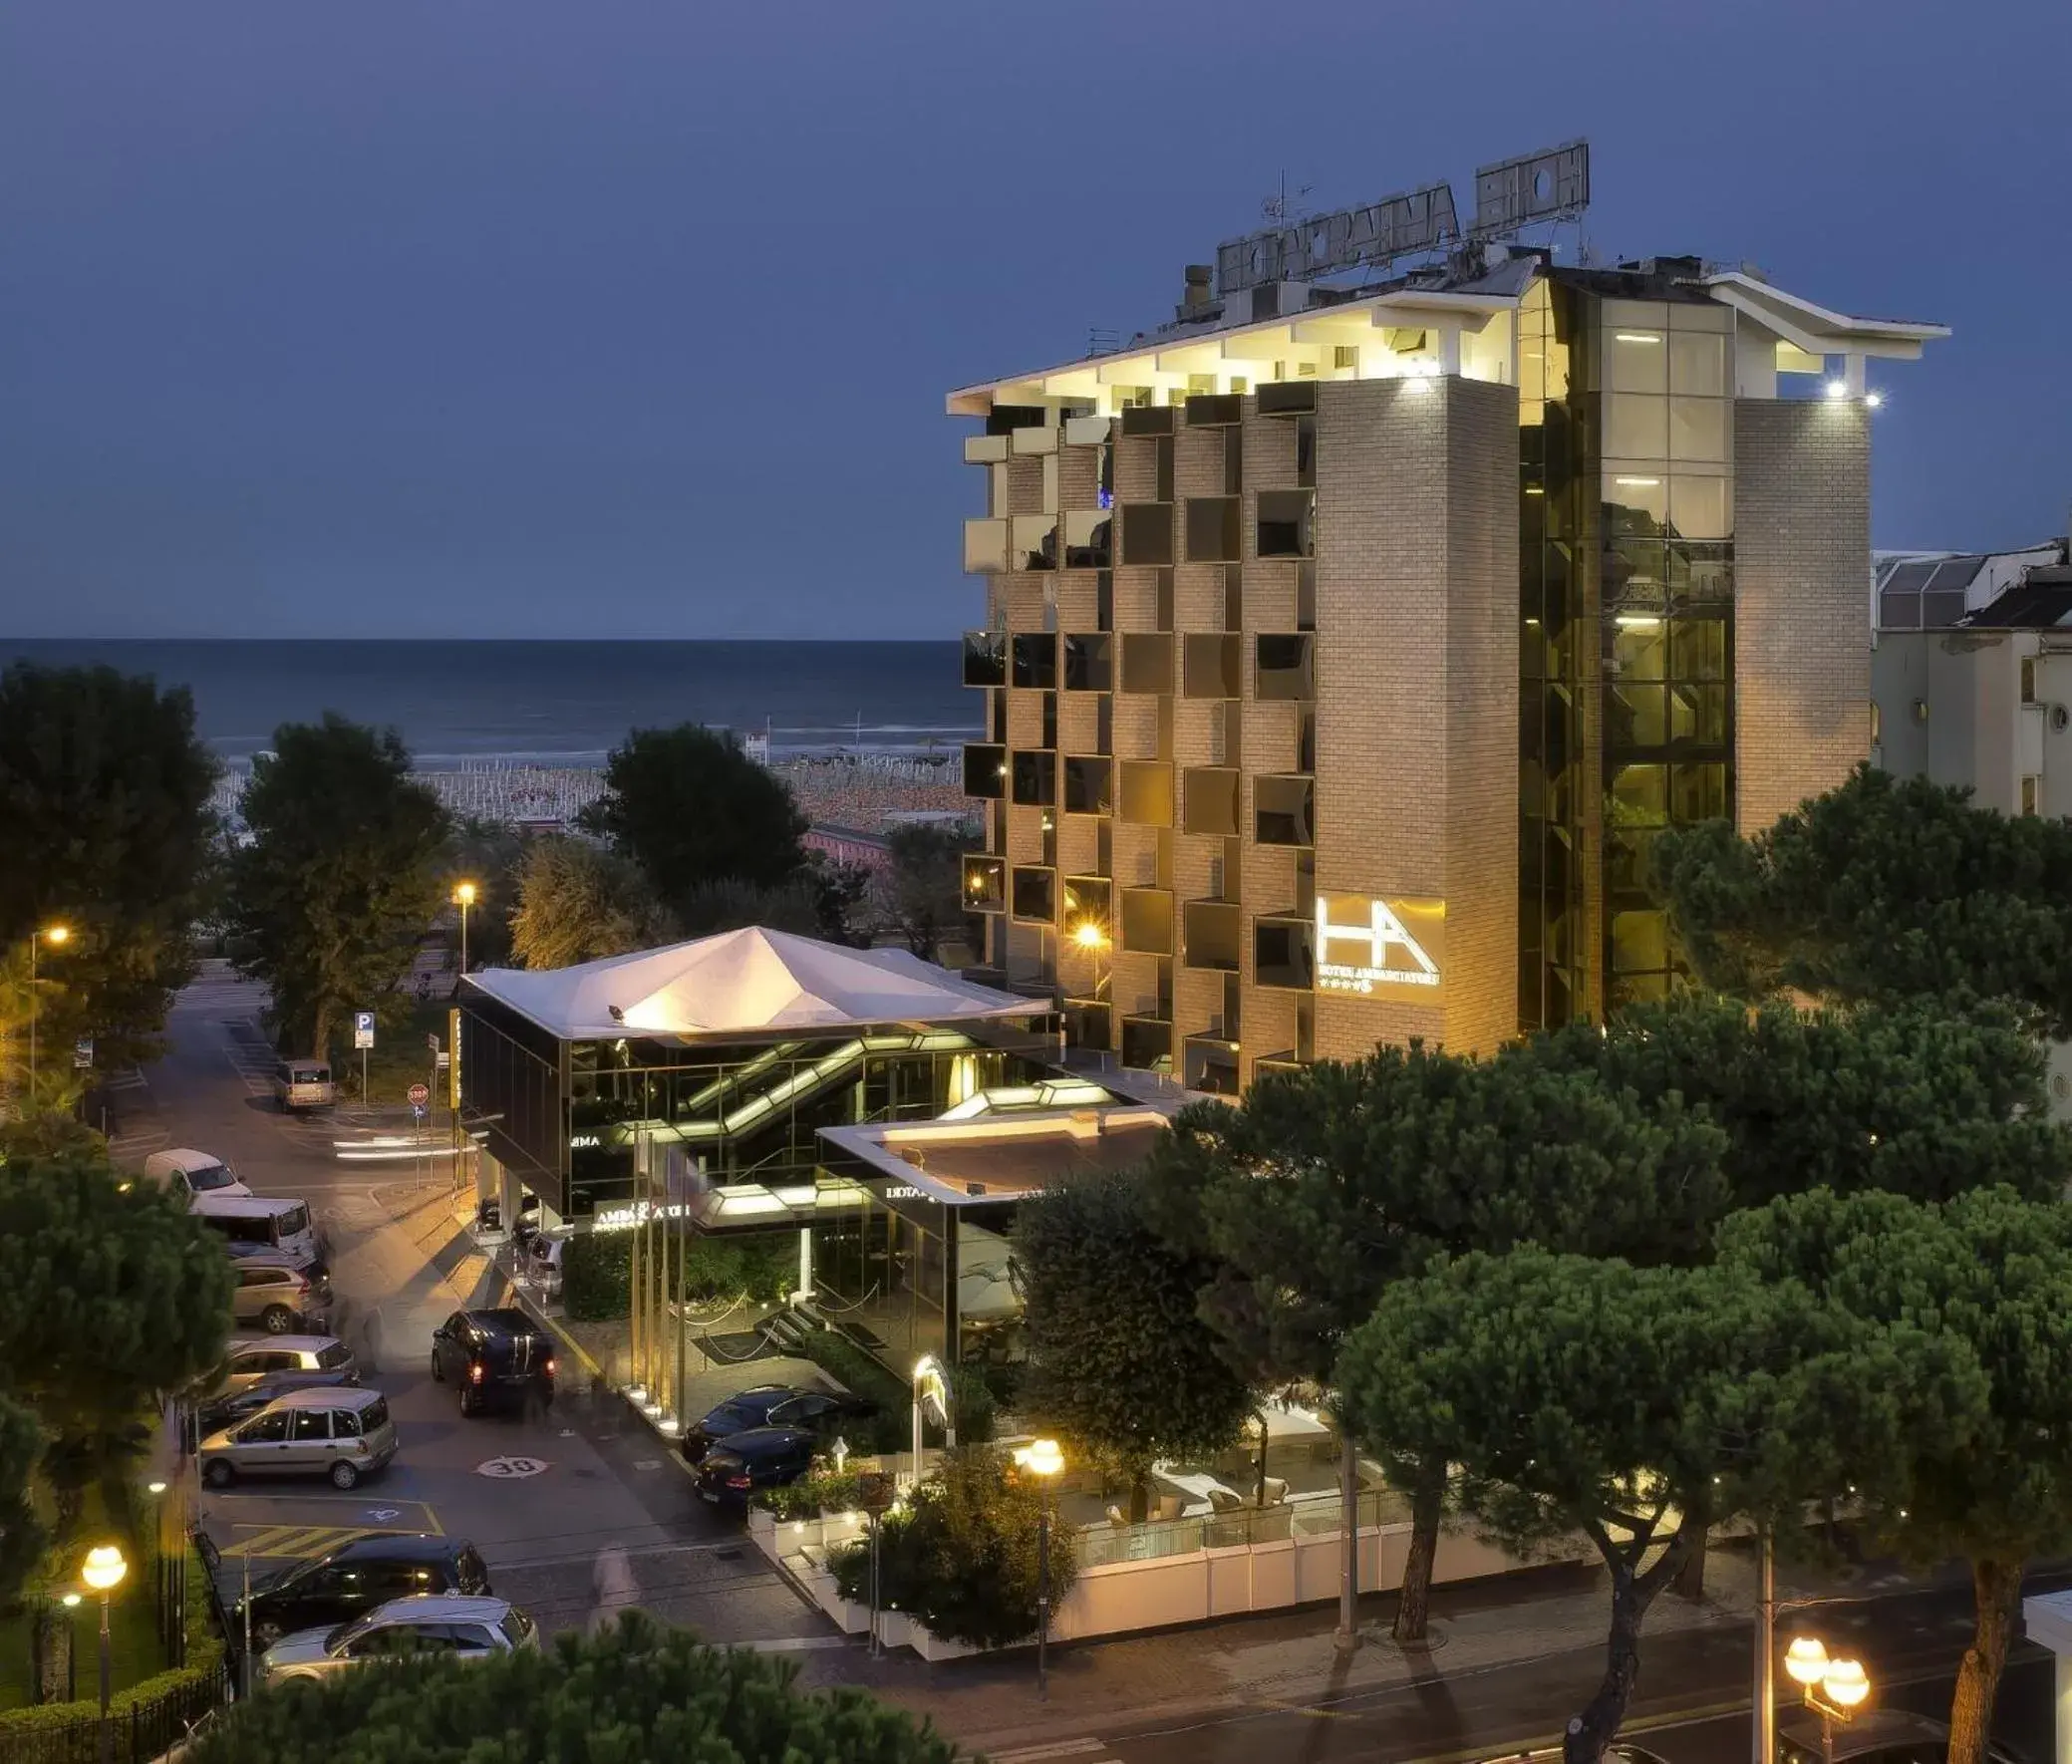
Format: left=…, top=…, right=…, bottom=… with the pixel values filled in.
left=950, top=1363, right=996, bottom=1445
left=796, top=1327, right=910, bottom=1454
left=756, top=1469, right=874, bottom=1522
left=829, top=1446, right=1076, bottom=1650
left=559, top=1232, right=630, bottom=1322
left=679, top=1233, right=794, bottom=1307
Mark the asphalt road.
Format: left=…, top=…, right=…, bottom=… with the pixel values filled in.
left=127, top=964, right=834, bottom=1649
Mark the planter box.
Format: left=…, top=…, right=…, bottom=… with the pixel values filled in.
left=909, top=1622, right=980, bottom=1662
left=831, top=1598, right=872, bottom=1635
left=874, top=1611, right=913, bottom=1651
left=747, top=1510, right=776, bottom=1546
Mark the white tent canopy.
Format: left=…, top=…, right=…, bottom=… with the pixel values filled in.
left=463, top=926, right=1037, bottom=1041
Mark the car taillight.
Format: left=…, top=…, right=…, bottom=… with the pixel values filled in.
left=726, top=1473, right=751, bottom=1490
left=467, top=1362, right=484, bottom=1384
left=542, top=1357, right=556, bottom=1377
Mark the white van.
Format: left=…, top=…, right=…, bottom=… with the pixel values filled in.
left=191, top=1194, right=320, bottom=1268
left=143, top=1149, right=253, bottom=1202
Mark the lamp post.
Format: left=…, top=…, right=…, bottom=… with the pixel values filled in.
left=1072, top=920, right=1109, bottom=1055
left=61, top=1594, right=81, bottom=1703
left=453, top=883, right=477, bottom=979
left=1016, top=1438, right=1064, bottom=1701
left=26, top=923, right=70, bottom=1106
left=1783, top=1634, right=1872, bottom=1764
left=81, top=1544, right=127, bottom=1764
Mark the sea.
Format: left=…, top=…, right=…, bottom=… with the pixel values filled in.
left=0, top=639, right=977, bottom=769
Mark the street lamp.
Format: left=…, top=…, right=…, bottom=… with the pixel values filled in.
left=1784, top=1634, right=1872, bottom=1764
left=1072, top=920, right=1109, bottom=1019
left=452, top=883, right=478, bottom=978
left=81, top=1544, right=127, bottom=1764
left=1015, top=1438, right=1065, bottom=1700
left=61, top=1593, right=81, bottom=1702
left=26, top=923, right=70, bottom=1106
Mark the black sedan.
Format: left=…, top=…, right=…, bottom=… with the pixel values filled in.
left=695, top=1427, right=818, bottom=1508
left=430, top=1309, right=556, bottom=1416
left=681, top=1385, right=877, bottom=1464
left=230, top=1534, right=492, bottom=1650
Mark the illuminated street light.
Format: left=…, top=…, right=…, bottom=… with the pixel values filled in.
left=82, top=1545, right=127, bottom=1764
left=1072, top=921, right=1107, bottom=951
left=1784, top=1634, right=1830, bottom=1686
left=26, top=924, right=72, bottom=1112
left=452, top=882, right=478, bottom=977
left=1015, top=1440, right=1065, bottom=1697
left=1784, top=1632, right=1871, bottom=1764
left=1825, top=379, right=1849, bottom=400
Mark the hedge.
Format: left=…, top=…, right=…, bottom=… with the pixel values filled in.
left=560, top=1230, right=796, bottom=1323
left=559, top=1232, right=630, bottom=1322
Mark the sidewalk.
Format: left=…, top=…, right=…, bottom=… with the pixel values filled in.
left=789, top=1543, right=1907, bottom=1758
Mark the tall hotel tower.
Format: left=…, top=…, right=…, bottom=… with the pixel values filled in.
left=948, top=146, right=1945, bottom=1090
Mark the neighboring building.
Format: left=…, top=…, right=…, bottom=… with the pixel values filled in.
left=1872, top=541, right=2072, bottom=821
left=949, top=229, right=1945, bottom=1084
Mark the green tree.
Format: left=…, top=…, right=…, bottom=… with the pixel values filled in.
left=1015, top=1168, right=1254, bottom=1520
left=881, top=823, right=974, bottom=961
left=224, top=716, right=449, bottom=1056
left=832, top=1447, right=1076, bottom=1648
left=1519, top=991, right=2072, bottom=1211
left=1144, top=1044, right=1730, bottom=1641
left=0, top=662, right=220, bottom=1081
left=1720, top=1186, right=2072, bottom=1764
left=579, top=724, right=808, bottom=912
left=444, top=817, right=527, bottom=973
left=509, top=835, right=678, bottom=969
left=677, top=875, right=824, bottom=940
left=0, top=1392, right=47, bottom=1610
left=1653, top=763, right=2072, bottom=1035
left=1335, top=1248, right=1974, bottom=1764
left=186, top=1610, right=958, bottom=1764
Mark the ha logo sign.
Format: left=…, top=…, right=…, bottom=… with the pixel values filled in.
left=1315, top=895, right=1445, bottom=998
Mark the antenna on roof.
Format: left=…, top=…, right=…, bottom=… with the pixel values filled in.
left=1260, top=172, right=1315, bottom=227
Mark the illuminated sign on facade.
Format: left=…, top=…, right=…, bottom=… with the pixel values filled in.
left=1315, top=895, right=1445, bottom=997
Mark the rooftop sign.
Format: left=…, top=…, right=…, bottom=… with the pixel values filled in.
left=1213, top=140, right=1590, bottom=298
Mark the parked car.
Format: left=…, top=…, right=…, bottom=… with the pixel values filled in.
left=192, top=1193, right=321, bottom=1266
left=199, top=1387, right=397, bottom=1491
left=259, top=1596, right=535, bottom=1682
left=272, top=1058, right=336, bottom=1113
left=232, top=1536, right=491, bottom=1650
left=524, top=1231, right=566, bottom=1298
left=143, top=1149, right=252, bottom=1201
left=230, top=1262, right=328, bottom=1335
left=192, top=1374, right=357, bottom=1445
left=430, top=1309, right=556, bottom=1416
left=681, top=1384, right=878, bottom=1464
left=216, top=1335, right=358, bottom=1395
left=694, top=1426, right=818, bottom=1507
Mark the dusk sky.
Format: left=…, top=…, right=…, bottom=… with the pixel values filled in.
left=3, top=0, right=2066, bottom=641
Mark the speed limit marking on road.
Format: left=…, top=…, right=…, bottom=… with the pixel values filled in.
left=475, top=1456, right=549, bottom=1480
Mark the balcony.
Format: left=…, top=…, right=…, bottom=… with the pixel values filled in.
left=1062, top=875, right=1112, bottom=936
left=1183, top=1033, right=1241, bottom=1095
left=1121, top=1016, right=1174, bottom=1071
left=963, top=743, right=1008, bottom=799
left=1064, top=414, right=1112, bottom=446
left=963, top=519, right=1009, bottom=574
left=961, top=854, right=1006, bottom=913
left=962, top=630, right=1007, bottom=689
left=1011, top=425, right=1059, bottom=455
left=1121, top=407, right=1174, bottom=438
left=1185, top=394, right=1242, bottom=428
left=1257, top=382, right=1317, bottom=417
left=1013, top=513, right=1058, bottom=572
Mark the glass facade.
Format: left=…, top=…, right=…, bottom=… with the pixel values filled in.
left=1518, top=276, right=1735, bottom=1030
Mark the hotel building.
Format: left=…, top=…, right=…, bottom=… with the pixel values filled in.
left=949, top=224, right=1945, bottom=1086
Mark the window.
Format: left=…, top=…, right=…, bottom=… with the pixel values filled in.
left=290, top=1410, right=331, bottom=1442
left=2022, top=776, right=2040, bottom=816
left=1255, top=775, right=1315, bottom=846
left=1062, top=756, right=1111, bottom=815
left=317, top=1343, right=355, bottom=1370
left=1118, top=503, right=1174, bottom=567
left=1010, top=750, right=1056, bottom=807
left=1256, top=490, right=1315, bottom=558
left=1011, top=867, right=1056, bottom=922
left=1185, top=497, right=1240, bottom=562
left=961, top=631, right=1007, bottom=688
left=2022, top=657, right=2037, bottom=704
left=962, top=743, right=1007, bottom=799
left=1255, top=634, right=1315, bottom=701
left=1184, top=768, right=1240, bottom=837
left=238, top=1412, right=290, bottom=1444
left=1183, top=633, right=1241, bottom=700
left=333, top=1406, right=363, bottom=1438
left=360, top=1397, right=389, bottom=1432
left=1062, top=634, right=1111, bottom=692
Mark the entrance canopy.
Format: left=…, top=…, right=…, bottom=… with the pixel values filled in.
left=465, top=926, right=1039, bottom=1042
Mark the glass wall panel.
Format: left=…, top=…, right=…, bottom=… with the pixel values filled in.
left=1011, top=867, right=1055, bottom=922
left=1256, top=490, right=1315, bottom=559
left=1011, top=750, right=1055, bottom=807
left=1120, top=634, right=1175, bottom=695
left=1119, top=888, right=1174, bottom=957
left=1063, top=633, right=1112, bottom=692
left=1183, top=900, right=1242, bottom=971
left=1186, top=497, right=1241, bottom=562
left=1184, top=767, right=1241, bottom=837
left=962, top=631, right=1007, bottom=688
left=1063, top=755, right=1112, bottom=815
left=1119, top=504, right=1175, bottom=567
left=1606, top=329, right=1667, bottom=393
left=1184, top=633, right=1242, bottom=700
left=1012, top=634, right=1056, bottom=690
left=1062, top=509, right=1112, bottom=570
left=1667, top=475, right=1730, bottom=540
left=1669, top=332, right=1728, bottom=396
left=1669, top=399, right=1728, bottom=463
left=1254, top=774, right=1316, bottom=846
left=1254, top=916, right=1315, bottom=991
left=963, top=743, right=1007, bottom=799
left=962, top=854, right=1006, bottom=912
left=1118, top=761, right=1174, bottom=826
left=1255, top=634, right=1315, bottom=701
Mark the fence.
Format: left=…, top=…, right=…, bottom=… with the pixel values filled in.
left=0, top=1663, right=228, bottom=1764
left=1071, top=1485, right=1409, bottom=1569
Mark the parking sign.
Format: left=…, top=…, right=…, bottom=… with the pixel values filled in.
left=353, top=1011, right=376, bottom=1049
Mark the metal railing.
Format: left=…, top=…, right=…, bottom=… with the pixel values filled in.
left=0, top=1664, right=229, bottom=1764
left=1071, top=1485, right=1411, bottom=1569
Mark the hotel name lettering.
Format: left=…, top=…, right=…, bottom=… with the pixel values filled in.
left=1315, top=895, right=1445, bottom=998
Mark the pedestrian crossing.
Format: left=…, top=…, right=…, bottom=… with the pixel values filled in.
left=171, top=971, right=270, bottom=1021
left=988, top=1742, right=1117, bottom=1764
left=217, top=1523, right=418, bottom=1562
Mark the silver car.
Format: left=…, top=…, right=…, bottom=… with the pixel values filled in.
left=217, top=1335, right=357, bottom=1395
left=198, top=1386, right=397, bottom=1491
left=260, top=1596, right=537, bottom=1682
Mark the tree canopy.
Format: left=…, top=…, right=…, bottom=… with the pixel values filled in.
left=1518, top=991, right=2071, bottom=1212
left=1335, top=1246, right=1976, bottom=1764
left=880, top=823, right=974, bottom=962
left=579, top=724, right=808, bottom=913
left=444, top=817, right=527, bottom=973
left=224, top=716, right=449, bottom=1055
left=1653, top=763, right=2072, bottom=1035
left=1015, top=1168, right=1253, bottom=1519
left=187, top=1611, right=959, bottom=1764
left=0, top=661, right=220, bottom=1083
left=508, top=835, right=677, bottom=970
left=1720, top=1186, right=2072, bottom=1764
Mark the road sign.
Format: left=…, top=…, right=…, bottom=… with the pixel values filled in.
left=353, top=1011, right=376, bottom=1050
left=475, top=1456, right=549, bottom=1480
left=427, top=1032, right=442, bottom=1055
left=72, top=1037, right=93, bottom=1070
left=408, top=1082, right=430, bottom=1107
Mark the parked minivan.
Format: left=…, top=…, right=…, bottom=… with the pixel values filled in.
left=191, top=1194, right=320, bottom=1267
left=143, top=1148, right=252, bottom=1201
left=199, top=1386, right=397, bottom=1490
left=273, top=1058, right=336, bottom=1113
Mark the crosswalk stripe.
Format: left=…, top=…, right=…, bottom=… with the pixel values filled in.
left=988, top=1743, right=1108, bottom=1763
left=222, top=1525, right=380, bottom=1560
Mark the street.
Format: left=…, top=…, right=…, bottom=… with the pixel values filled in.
left=128, top=964, right=833, bottom=1649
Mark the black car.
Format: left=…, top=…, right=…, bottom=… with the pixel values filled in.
left=695, top=1426, right=818, bottom=1507
left=192, top=1372, right=358, bottom=1442
left=681, top=1384, right=878, bottom=1464
left=430, top=1309, right=556, bottom=1416
left=230, top=1534, right=491, bottom=1649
